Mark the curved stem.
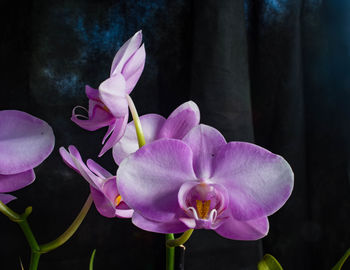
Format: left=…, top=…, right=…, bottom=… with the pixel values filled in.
left=0, top=200, right=21, bottom=221
left=126, top=94, right=146, bottom=147
left=166, top=234, right=175, bottom=270
left=39, top=194, right=93, bottom=253
left=166, top=229, right=194, bottom=248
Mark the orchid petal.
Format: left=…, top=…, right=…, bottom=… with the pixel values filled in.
left=158, top=101, right=200, bottom=139
left=71, top=102, right=115, bottom=131
left=113, top=114, right=166, bottom=165
left=211, top=142, right=294, bottom=221
left=122, top=44, right=146, bottom=94
left=86, top=159, right=113, bottom=179
left=85, top=85, right=99, bottom=101
left=117, top=139, right=197, bottom=222
left=99, top=113, right=128, bottom=157
left=0, top=193, right=16, bottom=204
left=215, top=214, right=269, bottom=240
left=183, top=124, right=226, bottom=179
left=132, top=212, right=188, bottom=234
left=60, top=146, right=102, bottom=188
left=0, top=170, right=35, bottom=193
left=110, top=30, right=143, bottom=76
left=0, top=110, right=55, bottom=174
left=90, top=186, right=117, bottom=218
left=98, top=73, right=128, bottom=118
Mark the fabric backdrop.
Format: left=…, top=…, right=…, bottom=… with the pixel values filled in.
left=1, top=0, right=349, bottom=269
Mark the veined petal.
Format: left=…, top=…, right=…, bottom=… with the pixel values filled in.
left=182, top=124, right=226, bottom=179
left=211, top=142, right=294, bottom=221
left=110, top=30, right=143, bottom=76
left=122, top=44, right=146, bottom=94
left=0, top=170, right=35, bottom=193
left=0, top=110, right=55, bottom=174
left=113, top=114, right=166, bottom=165
left=158, top=101, right=200, bottom=139
left=59, top=146, right=102, bottom=188
left=99, top=73, right=128, bottom=118
left=117, top=139, right=197, bottom=222
left=87, top=159, right=113, bottom=179
left=215, top=213, right=269, bottom=240
left=132, top=212, right=188, bottom=234
left=0, top=193, right=16, bottom=204
left=99, top=113, right=128, bottom=157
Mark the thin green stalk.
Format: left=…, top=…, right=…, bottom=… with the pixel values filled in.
left=332, top=248, right=350, bottom=270
left=166, top=234, right=175, bottom=270
left=126, top=94, right=146, bottom=147
left=166, top=229, right=194, bottom=248
left=0, top=202, right=41, bottom=270
left=39, top=194, right=93, bottom=253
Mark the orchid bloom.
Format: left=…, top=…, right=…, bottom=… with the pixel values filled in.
left=0, top=110, right=55, bottom=204
left=117, top=124, right=294, bottom=240
left=72, top=31, right=146, bottom=156
left=59, top=145, right=133, bottom=218
left=113, top=101, right=200, bottom=165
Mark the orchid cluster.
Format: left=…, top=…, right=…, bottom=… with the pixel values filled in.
left=3, top=30, right=331, bottom=270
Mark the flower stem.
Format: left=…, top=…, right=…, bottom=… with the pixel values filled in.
left=166, top=229, right=194, bottom=248
left=166, top=234, right=175, bottom=270
left=126, top=94, right=146, bottom=147
left=39, top=194, right=93, bottom=253
left=0, top=195, right=92, bottom=269
left=0, top=202, right=41, bottom=269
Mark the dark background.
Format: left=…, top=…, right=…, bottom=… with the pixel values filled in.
left=1, top=0, right=350, bottom=269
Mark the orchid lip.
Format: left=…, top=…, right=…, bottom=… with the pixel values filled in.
left=180, top=182, right=228, bottom=229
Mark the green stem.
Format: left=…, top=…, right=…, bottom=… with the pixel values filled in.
left=39, top=194, right=93, bottom=253
left=126, top=94, right=146, bottom=147
left=0, top=202, right=41, bottom=269
left=332, top=248, right=350, bottom=270
left=166, top=234, right=175, bottom=270
left=29, top=252, right=41, bottom=270
left=166, top=229, right=194, bottom=248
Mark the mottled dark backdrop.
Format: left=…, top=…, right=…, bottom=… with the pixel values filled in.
left=1, top=0, right=349, bottom=269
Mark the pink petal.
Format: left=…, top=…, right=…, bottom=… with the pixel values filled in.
left=71, top=101, right=115, bottom=131
left=215, top=214, right=269, bottom=240
left=90, top=186, right=117, bottom=218
left=0, top=193, right=16, bottom=204
left=98, top=113, right=128, bottom=157
left=59, top=146, right=102, bottom=189
left=132, top=212, right=188, bottom=234
left=110, top=31, right=143, bottom=76
left=158, top=101, right=200, bottom=139
left=0, top=170, right=35, bottom=193
left=0, top=110, right=55, bottom=174
left=211, top=142, right=294, bottom=221
left=86, top=159, right=113, bottom=179
left=122, top=44, right=146, bottom=94
left=117, top=139, right=197, bottom=222
left=182, top=124, right=226, bottom=179
left=113, top=114, right=166, bottom=165
left=99, top=73, right=128, bottom=118
left=85, top=85, right=100, bottom=101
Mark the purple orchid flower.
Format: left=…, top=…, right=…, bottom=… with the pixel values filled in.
left=59, top=145, right=133, bottom=218
left=112, top=101, right=200, bottom=165
left=72, top=31, right=146, bottom=156
left=117, top=124, right=294, bottom=240
left=0, top=110, right=55, bottom=204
